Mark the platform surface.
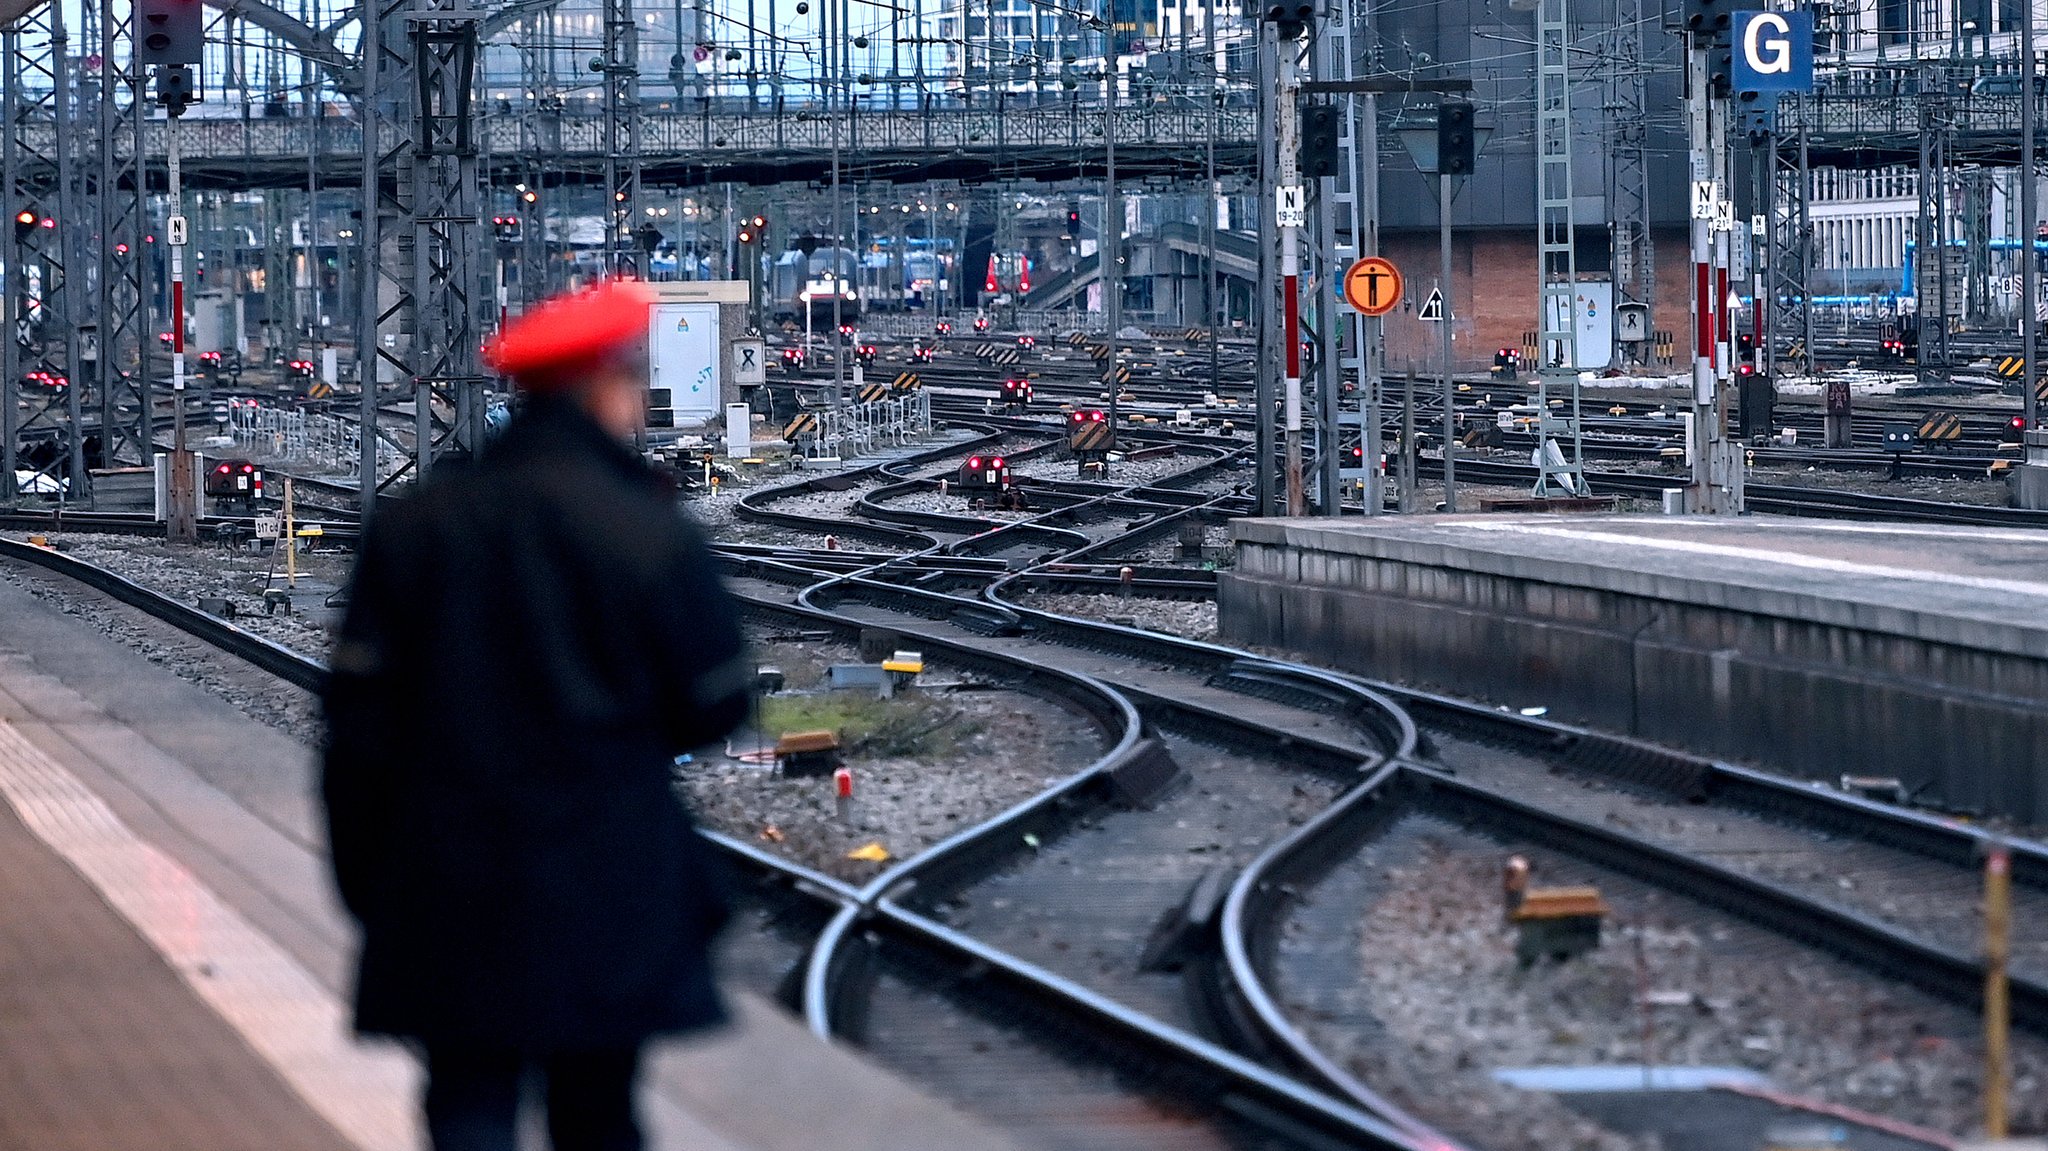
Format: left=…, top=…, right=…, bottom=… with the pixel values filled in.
left=1234, top=513, right=2048, bottom=658
left=0, top=562, right=1028, bottom=1151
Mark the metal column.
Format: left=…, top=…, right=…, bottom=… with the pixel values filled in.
left=95, top=0, right=152, bottom=469
left=1607, top=0, right=1653, bottom=369
left=1253, top=24, right=1277, bottom=516
left=602, top=0, right=642, bottom=275
left=2, top=4, right=85, bottom=504
left=1319, top=0, right=1374, bottom=515
left=355, top=0, right=487, bottom=500
left=1532, top=0, right=1585, bottom=497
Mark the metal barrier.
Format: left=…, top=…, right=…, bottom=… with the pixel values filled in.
left=855, top=311, right=1106, bottom=339
left=225, top=401, right=398, bottom=477
left=794, top=390, right=933, bottom=461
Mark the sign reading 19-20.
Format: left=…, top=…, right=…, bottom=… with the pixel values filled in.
left=1732, top=10, right=1814, bottom=95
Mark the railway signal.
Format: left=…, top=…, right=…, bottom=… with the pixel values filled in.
left=137, top=0, right=205, bottom=67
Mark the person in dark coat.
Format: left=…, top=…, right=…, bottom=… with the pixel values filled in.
left=321, top=279, right=751, bottom=1151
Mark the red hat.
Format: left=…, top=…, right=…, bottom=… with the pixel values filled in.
left=483, top=279, right=655, bottom=389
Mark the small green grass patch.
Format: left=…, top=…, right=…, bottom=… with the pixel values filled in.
left=757, top=691, right=982, bottom=762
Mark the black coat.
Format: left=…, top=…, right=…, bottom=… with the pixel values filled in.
left=321, top=396, right=750, bottom=1051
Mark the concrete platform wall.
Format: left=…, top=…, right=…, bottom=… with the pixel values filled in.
left=1219, top=533, right=2048, bottom=822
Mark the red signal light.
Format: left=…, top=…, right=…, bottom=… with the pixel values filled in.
left=242, top=464, right=255, bottom=473
left=991, top=457, right=1004, bottom=469
left=2013, top=416, right=2029, bottom=430
left=14, top=210, right=32, bottom=225
left=967, top=456, right=982, bottom=470
left=215, top=464, right=230, bottom=474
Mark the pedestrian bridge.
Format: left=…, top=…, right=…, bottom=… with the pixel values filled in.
left=16, top=102, right=1258, bottom=190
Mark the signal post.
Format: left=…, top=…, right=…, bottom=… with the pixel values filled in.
left=139, top=0, right=204, bottom=541
left=1680, top=0, right=1737, bottom=514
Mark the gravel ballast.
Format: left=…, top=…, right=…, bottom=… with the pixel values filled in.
left=679, top=629, right=1109, bottom=882
left=1296, top=818, right=2047, bottom=1149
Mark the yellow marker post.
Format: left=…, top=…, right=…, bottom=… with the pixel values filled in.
left=282, top=477, right=297, bottom=589
left=1987, top=842, right=2011, bottom=1138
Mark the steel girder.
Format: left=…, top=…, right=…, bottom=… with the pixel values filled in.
left=3, top=4, right=85, bottom=506
left=356, top=0, right=487, bottom=500
left=2, top=102, right=1260, bottom=191
left=601, top=0, right=640, bottom=274
left=1605, top=0, right=1652, bottom=359
left=94, top=0, right=152, bottom=469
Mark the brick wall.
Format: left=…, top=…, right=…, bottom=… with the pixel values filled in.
left=1371, top=227, right=1694, bottom=373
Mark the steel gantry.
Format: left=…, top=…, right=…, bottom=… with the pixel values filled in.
left=356, top=0, right=489, bottom=499
left=1604, top=0, right=1652, bottom=366
left=601, top=0, right=641, bottom=274
left=1531, top=0, right=1586, bottom=498
left=2, top=0, right=83, bottom=506
left=95, top=0, right=153, bottom=472
left=1314, top=0, right=1374, bottom=516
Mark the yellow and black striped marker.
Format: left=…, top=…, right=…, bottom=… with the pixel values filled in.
left=1101, top=366, right=1132, bottom=387
left=1068, top=332, right=1089, bottom=347
left=1185, top=328, right=1208, bottom=342
left=1916, top=412, right=1963, bottom=442
left=892, top=371, right=921, bottom=391
left=782, top=412, right=817, bottom=441
left=1088, top=343, right=1111, bottom=361
left=1070, top=421, right=1114, bottom=452
left=857, top=382, right=889, bottom=403
left=1997, top=355, right=2026, bottom=379
left=993, top=348, right=1021, bottom=366
left=306, top=381, right=333, bottom=400
left=1653, top=330, right=1676, bottom=365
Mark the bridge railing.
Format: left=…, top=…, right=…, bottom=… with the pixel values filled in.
left=225, top=401, right=398, bottom=477
left=1776, top=66, right=2041, bottom=140
left=12, top=102, right=1256, bottom=168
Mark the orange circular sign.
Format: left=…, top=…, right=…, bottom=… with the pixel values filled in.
left=1343, top=257, right=1404, bottom=317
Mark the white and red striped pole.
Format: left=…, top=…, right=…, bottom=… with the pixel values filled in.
left=1278, top=38, right=1304, bottom=515
left=165, top=110, right=198, bottom=543
left=1687, top=41, right=1717, bottom=513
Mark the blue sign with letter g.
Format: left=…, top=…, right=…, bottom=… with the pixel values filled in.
left=1733, top=10, right=1814, bottom=95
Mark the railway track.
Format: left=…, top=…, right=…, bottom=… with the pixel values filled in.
left=9, top=404, right=2047, bottom=1144
left=0, top=530, right=1427, bottom=1151
left=1438, top=457, right=2048, bottom=527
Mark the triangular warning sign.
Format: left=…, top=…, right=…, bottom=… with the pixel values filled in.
left=1418, top=288, right=1444, bottom=321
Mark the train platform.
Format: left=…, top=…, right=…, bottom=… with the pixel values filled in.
left=1220, top=514, right=2048, bottom=821
left=0, top=571, right=1027, bottom=1151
